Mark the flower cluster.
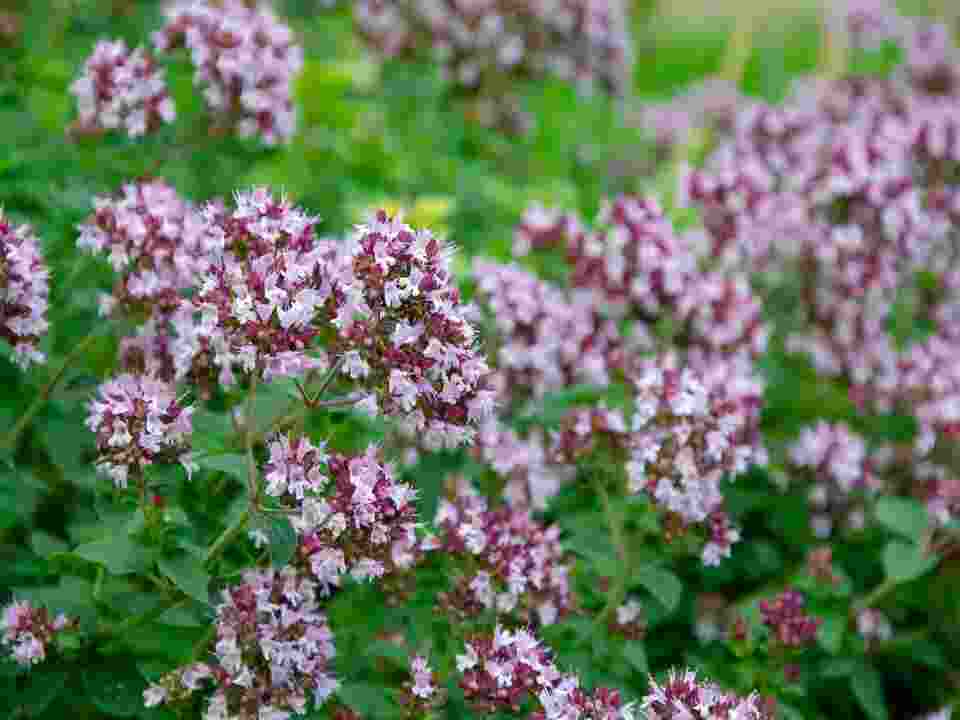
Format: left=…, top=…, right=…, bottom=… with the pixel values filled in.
left=432, top=482, right=572, bottom=626
left=475, top=419, right=576, bottom=510
left=472, top=259, right=622, bottom=399
left=154, top=0, right=303, bottom=144
left=1, top=601, right=76, bottom=667
left=0, top=212, right=49, bottom=368
left=856, top=608, right=893, bottom=644
left=144, top=567, right=338, bottom=719
left=400, top=654, right=443, bottom=713
left=171, top=188, right=326, bottom=386
left=788, top=422, right=881, bottom=538
left=640, top=668, right=762, bottom=720
left=77, top=179, right=212, bottom=317
left=71, top=39, right=175, bottom=138
left=627, top=361, right=755, bottom=565
left=322, top=211, right=495, bottom=449
left=457, top=627, right=633, bottom=719
left=758, top=589, right=821, bottom=648
left=288, top=443, right=420, bottom=591
left=85, top=373, right=194, bottom=488
left=354, top=0, right=631, bottom=132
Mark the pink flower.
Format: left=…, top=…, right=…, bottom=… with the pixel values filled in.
left=0, top=212, right=49, bottom=367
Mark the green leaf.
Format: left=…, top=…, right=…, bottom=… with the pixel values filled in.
left=623, top=641, right=648, bottom=675
left=83, top=662, right=148, bottom=717
left=875, top=497, right=929, bottom=540
left=851, top=663, right=888, bottom=720
left=817, top=613, right=846, bottom=655
left=72, top=533, right=149, bottom=575
left=157, top=553, right=211, bottom=605
left=268, top=516, right=298, bottom=568
left=18, top=666, right=67, bottom=715
left=882, top=541, right=937, bottom=583
left=195, top=453, right=248, bottom=479
left=631, top=564, right=683, bottom=614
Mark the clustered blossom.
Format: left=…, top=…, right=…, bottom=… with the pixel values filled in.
left=400, top=654, right=443, bottom=712
left=0, top=212, right=49, bottom=367
left=85, top=372, right=194, bottom=488
left=77, top=179, right=212, bottom=317
left=475, top=419, right=575, bottom=510
left=856, top=608, right=893, bottom=644
left=144, top=567, right=338, bottom=719
left=322, top=211, right=495, bottom=449
left=1, top=601, right=76, bottom=667
left=627, top=361, right=755, bottom=565
left=457, top=627, right=633, bottom=719
left=758, top=589, right=821, bottom=648
left=472, top=259, right=622, bottom=399
left=171, top=188, right=327, bottom=386
left=432, top=481, right=572, bottom=625
left=154, top=0, right=303, bottom=144
left=278, top=442, right=421, bottom=590
left=70, top=39, right=175, bottom=138
left=640, top=668, right=762, bottom=720
left=789, top=422, right=881, bottom=538
left=354, top=0, right=631, bottom=133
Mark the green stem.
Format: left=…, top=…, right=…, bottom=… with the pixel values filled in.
left=2, top=329, right=103, bottom=450
left=820, top=1, right=849, bottom=79
left=594, top=472, right=631, bottom=624
left=190, top=621, right=218, bottom=663
left=204, top=508, right=250, bottom=569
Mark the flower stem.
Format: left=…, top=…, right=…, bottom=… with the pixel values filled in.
left=2, top=329, right=103, bottom=451
left=594, top=472, right=631, bottom=624
left=204, top=508, right=251, bottom=569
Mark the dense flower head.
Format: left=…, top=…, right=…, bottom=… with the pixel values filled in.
left=856, top=608, right=893, bottom=643
left=354, top=0, right=631, bottom=132
left=77, top=179, right=212, bottom=316
left=635, top=77, right=741, bottom=155
left=758, top=589, right=821, bottom=648
left=0, top=212, right=49, bottom=367
left=171, top=188, right=327, bottom=386
left=1, top=600, right=76, bottom=667
left=831, top=0, right=906, bottom=51
left=322, top=211, right=495, bottom=449
left=143, top=567, right=338, bottom=719
left=85, top=372, right=194, bottom=488
left=513, top=204, right=583, bottom=257
left=280, top=442, right=421, bottom=591
left=472, top=259, right=622, bottom=399
left=551, top=405, right=630, bottom=465
left=788, top=422, right=881, bottom=538
left=432, top=480, right=572, bottom=626
left=70, top=39, right=175, bottom=137
left=153, top=0, right=303, bottom=144
left=640, top=668, right=761, bottom=720
left=475, top=418, right=575, bottom=510
left=626, top=360, right=755, bottom=564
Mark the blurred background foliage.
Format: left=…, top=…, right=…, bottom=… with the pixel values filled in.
left=2, top=1, right=960, bottom=719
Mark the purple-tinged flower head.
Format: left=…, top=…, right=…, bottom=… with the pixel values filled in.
left=805, top=546, right=839, bottom=585
left=904, top=22, right=960, bottom=97
left=828, top=0, right=906, bottom=51
left=77, top=179, right=212, bottom=317
left=915, top=461, right=960, bottom=527
left=154, top=0, right=303, bottom=145
left=70, top=39, right=175, bottom=138
left=399, top=654, right=445, bottom=713
left=856, top=608, right=893, bottom=644
left=0, top=212, right=49, bottom=368
left=355, top=0, right=631, bottom=133
left=635, top=77, right=741, bottom=155
left=324, top=211, right=495, bottom=449
left=472, top=259, right=622, bottom=400
left=788, top=421, right=882, bottom=538
left=552, top=405, right=630, bottom=465
left=610, top=598, right=644, bottom=640
left=171, top=188, right=327, bottom=387
left=533, top=675, right=633, bottom=720
left=758, top=589, right=821, bottom=648
left=144, top=567, right=338, bottom=718
left=565, top=195, right=695, bottom=319
left=288, top=443, right=420, bottom=592
left=85, top=372, right=194, bottom=488
left=432, top=481, right=572, bottom=626
left=475, top=418, right=575, bottom=511
left=676, top=272, right=768, bottom=357
left=626, top=359, right=754, bottom=564
left=1, top=600, right=76, bottom=667
left=513, top=204, right=582, bottom=257
left=456, top=626, right=557, bottom=714
left=640, top=668, right=761, bottom=720
left=118, top=322, right=178, bottom=382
